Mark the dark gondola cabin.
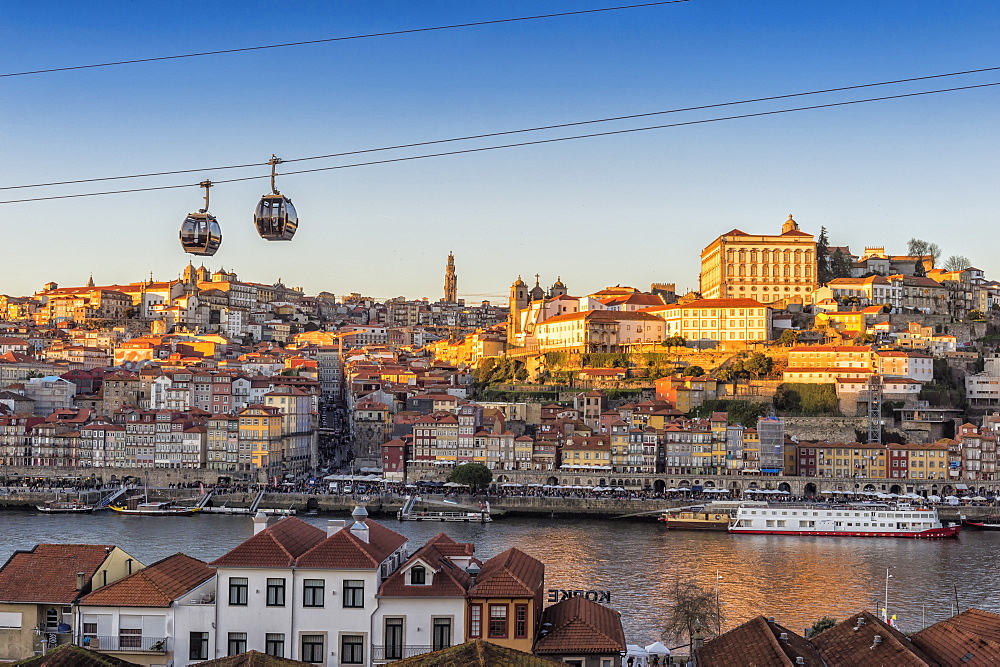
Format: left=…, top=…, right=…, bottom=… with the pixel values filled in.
left=179, top=211, right=222, bottom=256
left=254, top=193, right=298, bottom=241
left=179, top=180, right=221, bottom=256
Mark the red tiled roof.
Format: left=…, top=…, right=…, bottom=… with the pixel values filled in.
left=920, top=608, right=1000, bottom=644
left=694, top=615, right=823, bottom=667
left=468, top=548, right=543, bottom=598
left=0, top=544, right=118, bottom=604
left=14, top=643, right=143, bottom=666
left=810, top=611, right=935, bottom=666
left=380, top=534, right=474, bottom=598
left=210, top=517, right=326, bottom=568
left=296, top=520, right=406, bottom=569
left=79, top=553, right=212, bottom=607
left=534, top=596, right=625, bottom=655
left=912, top=616, right=1000, bottom=666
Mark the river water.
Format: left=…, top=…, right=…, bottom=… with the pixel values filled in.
left=3, top=510, right=998, bottom=644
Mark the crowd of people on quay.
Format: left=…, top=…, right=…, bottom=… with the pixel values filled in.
left=4, top=474, right=1000, bottom=508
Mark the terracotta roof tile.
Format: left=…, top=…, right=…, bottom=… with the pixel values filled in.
left=14, top=643, right=142, bottom=666
left=387, top=639, right=561, bottom=666
left=296, top=520, right=407, bottom=569
left=210, top=517, right=326, bottom=568
left=534, top=596, right=625, bottom=655
left=80, top=553, right=212, bottom=607
left=912, top=621, right=1000, bottom=666
left=0, top=544, right=119, bottom=604
left=380, top=534, right=474, bottom=598
left=694, top=616, right=823, bottom=667
left=810, top=611, right=936, bottom=666
left=468, top=548, right=543, bottom=598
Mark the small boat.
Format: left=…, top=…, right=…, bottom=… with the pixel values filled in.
left=659, top=500, right=768, bottom=531
left=36, top=501, right=94, bottom=514
left=109, top=500, right=200, bottom=516
left=962, top=519, right=1000, bottom=531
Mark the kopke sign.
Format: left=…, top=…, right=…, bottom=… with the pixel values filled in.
left=548, top=588, right=611, bottom=603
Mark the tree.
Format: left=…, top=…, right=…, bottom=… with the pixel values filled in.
left=944, top=255, right=971, bottom=271
left=967, top=310, right=985, bottom=321
left=663, top=579, right=723, bottom=644
left=448, top=463, right=492, bottom=493
left=816, top=226, right=832, bottom=285
left=907, top=238, right=941, bottom=270
left=777, top=329, right=799, bottom=346
left=808, top=616, right=837, bottom=638
left=662, top=335, right=687, bottom=351
left=742, top=352, right=773, bottom=379
left=830, top=249, right=853, bottom=279
left=681, top=365, right=705, bottom=377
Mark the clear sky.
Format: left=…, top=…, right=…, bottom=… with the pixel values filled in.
left=1, top=1, right=998, bottom=301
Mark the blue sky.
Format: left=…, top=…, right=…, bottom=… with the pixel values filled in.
left=1, top=1, right=998, bottom=301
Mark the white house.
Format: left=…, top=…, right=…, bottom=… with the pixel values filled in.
left=371, top=533, right=476, bottom=664
left=76, top=553, right=215, bottom=667
left=209, top=508, right=408, bottom=666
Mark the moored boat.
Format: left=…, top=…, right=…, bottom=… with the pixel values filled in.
left=36, top=500, right=94, bottom=514
left=729, top=502, right=960, bottom=538
left=962, top=519, right=1000, bottom=531
left=659, top=500, right=767, bottom=530
left=109, top=500, right=200, bottom=516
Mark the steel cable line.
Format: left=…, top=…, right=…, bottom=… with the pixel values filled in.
left=0, top=1, right=693, bottom=78
left=1, top=80, right=997, bottom=205
left=3, top=65, right=999, bottom=192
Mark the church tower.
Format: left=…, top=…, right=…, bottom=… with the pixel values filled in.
left=507, top=276, right=528, bottom=346
left=443, top=252, right=458, bottom=303
left=782, top=214, right=799, bottom=234
left=550, top=276, right=567, bottom=298
left=86, top=274, right=95, bottom=288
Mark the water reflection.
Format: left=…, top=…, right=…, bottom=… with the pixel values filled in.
left=3, top=511, right=999, bottom=642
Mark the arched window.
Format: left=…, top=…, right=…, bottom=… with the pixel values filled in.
left=410, top=565, right=426, bottom=585
left=784, top=250, right=791, bottom=263
left=739, top=265, right=745, bottom=276
left=794, top=265, right=801, bottom=277
left=784, top=265, right=790, bottom=277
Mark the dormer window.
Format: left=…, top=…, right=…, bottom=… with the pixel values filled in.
left=410, top=565, right=426, bottom=585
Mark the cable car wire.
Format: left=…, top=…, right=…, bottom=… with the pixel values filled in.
left=2, top=64, right=998, bottom=192
left=0, top=1, right=693, bottom=79
left=1, top=80, right=996, bottom=205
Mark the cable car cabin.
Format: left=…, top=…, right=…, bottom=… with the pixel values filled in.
left=179, top=212, right=222, bottom=256
left=254, top=193, right=298, bottom=241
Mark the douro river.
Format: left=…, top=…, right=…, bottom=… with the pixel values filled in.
left=2, top=510, right=997, bottom=644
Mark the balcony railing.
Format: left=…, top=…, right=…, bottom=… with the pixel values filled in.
left=81, top=636, right=168, bottom=653
left=371, top=644, right=434, bottom=662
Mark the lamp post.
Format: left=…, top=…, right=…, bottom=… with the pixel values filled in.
left=884, top=567, right=894, bottom=624
left=715, top=570, right=723, bottom=635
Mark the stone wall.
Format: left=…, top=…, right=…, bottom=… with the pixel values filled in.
left=782, top=416, right=873, bottom=442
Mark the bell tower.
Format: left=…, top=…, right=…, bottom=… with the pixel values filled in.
left=443, top=252, right=458, bottom=303
left=507, top=276, right=528, bottom=346
left=782, top=214, right=799, bottom=234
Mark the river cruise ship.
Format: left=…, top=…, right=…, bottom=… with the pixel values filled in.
left=729, top=503, right=960, bottom=538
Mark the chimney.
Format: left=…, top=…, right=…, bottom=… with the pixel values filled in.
left=252, top=511, right=269, bottom=534
left=873, top=635, right=882, bottom=645
left=350, top=506, right=370, bottom=543
left=796, top=658, right=806, bottom=665
left=466, top=562, right=481, bottom=589
left=779, top=633, right=788, bottom=642
left=327, top=519, right=346, bottom=537
left=76, top=572, right=86, bottom=590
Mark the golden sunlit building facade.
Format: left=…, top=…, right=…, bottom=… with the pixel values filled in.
left=700, top=215, right=817, bottom=304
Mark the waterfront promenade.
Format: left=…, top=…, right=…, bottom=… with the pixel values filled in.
left=2, top=486, right=997, bottom=522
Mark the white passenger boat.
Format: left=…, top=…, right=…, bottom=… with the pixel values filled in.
left=729, top=503, right=960, bottom=539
